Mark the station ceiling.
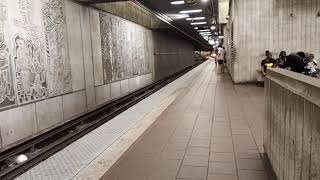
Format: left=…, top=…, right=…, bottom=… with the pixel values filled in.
left=76, top=0, right=219, bottom=50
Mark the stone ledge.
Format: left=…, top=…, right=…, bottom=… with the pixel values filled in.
left=266, top=68, right=320, bottom=107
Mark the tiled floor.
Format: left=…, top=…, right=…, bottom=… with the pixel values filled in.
left=101, top=61, right=269, bottom=180
left=16, top=61, right=208, bottom=180
left=16, top=60, right=268, bottom=180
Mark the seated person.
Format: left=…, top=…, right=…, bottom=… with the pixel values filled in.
left=283, top=53, right=305, bottom=73
left=305, top=54, right=318, bottom=77
left=261, top=51, right=276, bottom=75
left=276, top=51, right=287, bottom=68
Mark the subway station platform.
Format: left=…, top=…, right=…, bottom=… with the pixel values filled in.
left=16, top=60, right=268, bottom=180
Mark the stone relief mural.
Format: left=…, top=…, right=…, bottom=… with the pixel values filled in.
left=0, top=0, right=15, bottom=109
left=10, top=0, right=48, bottom=104
left=0, top=0, right=72, bottom=109
left=100, top=13, right=151, bottom=83
left=42, top=0, right=72, bottom=97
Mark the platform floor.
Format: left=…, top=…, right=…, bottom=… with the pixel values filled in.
left=17, top=61, right=267, bottom=180
left=101, top=61, right=268, bottom=180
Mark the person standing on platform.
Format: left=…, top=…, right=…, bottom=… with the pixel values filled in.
left=217, top=45, right=225, bottom=73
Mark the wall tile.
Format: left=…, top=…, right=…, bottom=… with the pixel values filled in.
left=0, top=104, right=37, bottom=147
left=110, top=81, right=121, bottom=99
left=62, top=91, right=87, bottom=121
left=36, top=97, right=63, bottom=132
left=95, top=84, right=111, bottom=106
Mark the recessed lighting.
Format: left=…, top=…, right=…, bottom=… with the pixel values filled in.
left=191, top=22, right=207, bottom=25
left=179, top=9, right=202, bottom=14
left=186, top=17, right=205, bottom=21
left=171, top=1, right=185, bottom=5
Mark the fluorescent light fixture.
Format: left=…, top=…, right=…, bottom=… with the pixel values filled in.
left=171, top=1, right=185, bottom=4
left=199, top=32, right=211, bottom=34
left=186, top=17, right=205, bottom=21
left=179, top=9, right=202, bottom=14
left=198, top=29, right=210, bottom=32
left=191, top=22, right=207, bottom=25
left=166, top=13, right=189, bottom=20
left=200, top=32, right=211, bottom=34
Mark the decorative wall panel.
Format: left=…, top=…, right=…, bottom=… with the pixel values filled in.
left=42, top=0, right=72, bottom=97
left=100, top=13, right=152, bottom=83
left=0, top=0, right=15, bottom=109
left=0, top=0, right=72, bottom=108
left=9, top=0, right=48, bottom=105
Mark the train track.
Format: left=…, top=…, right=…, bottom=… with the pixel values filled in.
left=0, top=61, right=202, bottom=180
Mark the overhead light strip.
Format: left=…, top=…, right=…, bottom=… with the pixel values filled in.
left=186, top=17, right=205, bottom=21
left=191, top=22, right=207, bottom=25
left=171, top=1, right=185, bottom=5
left=180, top=9, right=203, bottom=14
left=198, top=29, right=210, bottom=32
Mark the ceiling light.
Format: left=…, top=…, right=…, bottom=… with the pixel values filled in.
left=171, top=1, right=185, bottom=5
left=210, top=26, right=216, bottom=30
left=191, top=22, right=207, bottom=25
left=194, top=27, right=199, bottom=30
left=198, top=29, right=210, bottom=32
left=201, top=0, right=209, bottom=2
left=219, top=36, right=224, bottom=39
left=166, top=14, right=189, bottom=20
left=186, top=17, right=205, bottom=21
left=200, top=32, right=211, bottom=34
left=179, top=9, right=202, bottom=14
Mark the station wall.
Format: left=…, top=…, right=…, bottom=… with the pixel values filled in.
left=0, top=0, right=196, bottom=149
left=227, top=0, right=320, bottom=83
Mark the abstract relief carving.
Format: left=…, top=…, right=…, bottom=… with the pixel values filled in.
left=43, top=0, right=72, bottom=96
left=100, top=13, right=151, bottom=83
left=100, top=14, right=113, bottom=83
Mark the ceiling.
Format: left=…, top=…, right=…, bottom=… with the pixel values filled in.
left=136, top=0, right=219, bottom=49
left=76, top=0, right=220, bottom=50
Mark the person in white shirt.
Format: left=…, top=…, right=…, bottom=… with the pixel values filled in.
left=217, top=45, right=225, bottom=73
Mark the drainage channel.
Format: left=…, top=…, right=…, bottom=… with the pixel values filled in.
left=0, top=61, right=203, bottom=180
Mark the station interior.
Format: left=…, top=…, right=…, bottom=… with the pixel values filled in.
left=0, top=0, right=319, bottom=180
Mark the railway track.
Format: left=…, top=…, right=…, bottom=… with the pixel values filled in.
left=0, top=61, right=202, bottom=180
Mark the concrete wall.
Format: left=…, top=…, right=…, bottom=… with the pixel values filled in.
left=152, top=31, right=195, bottom=81
left=264, top=68, right=320, bottom=180
left=0, top=0, right=196, bottom=150
left=227, top=0, right=320, bottom=83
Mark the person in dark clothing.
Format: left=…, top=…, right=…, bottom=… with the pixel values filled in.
left=261, top=51, right=276, bottom=75
left=276, top=51, right=287, bottom=68
left=283, top=53, right=305, bottom=73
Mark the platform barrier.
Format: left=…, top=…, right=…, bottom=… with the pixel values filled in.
left=264, top=68, right=320, bottom=180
